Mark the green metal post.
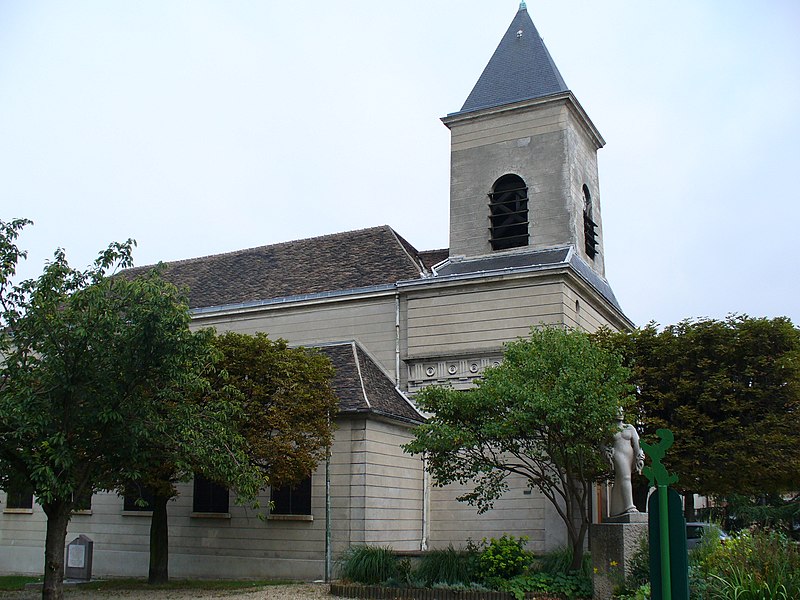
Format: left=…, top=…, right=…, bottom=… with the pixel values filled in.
left=658, top=484, right=672, bottom=600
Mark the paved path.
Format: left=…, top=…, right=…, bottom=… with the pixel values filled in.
left=3, top=583, right=329, bottom=600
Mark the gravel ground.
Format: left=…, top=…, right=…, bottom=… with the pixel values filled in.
left=2, top=583, right=330, bottom=600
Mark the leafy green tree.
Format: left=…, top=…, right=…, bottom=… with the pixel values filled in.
left=138, top=331, right=338, bottom=584
left=211, top=331, right=338, bottom=488
left=594, top=316, right=800, bottom=510
left=404, top=326, right=633, bottom=570
left=129, top=366, right=265, bottom=585
left=0, top=219, right=258, bottom=600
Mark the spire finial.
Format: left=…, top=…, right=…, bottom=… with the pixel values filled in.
left=519, top=1, right=527, bottom=10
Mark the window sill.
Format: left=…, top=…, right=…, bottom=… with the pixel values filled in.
left=72, top=509, right=92, bottom=515
left=121, top=510, right=153, bottom=517
left=3, top=508, right=34, bottom=514
left=268, top=514, right=313, bottom=522
left=190, top=512, right=231, bottom=519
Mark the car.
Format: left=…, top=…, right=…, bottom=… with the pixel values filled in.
left=686, top=522, right=729, bottom=550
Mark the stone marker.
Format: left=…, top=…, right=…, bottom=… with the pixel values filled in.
left=65, top=534, right=93, bottom=581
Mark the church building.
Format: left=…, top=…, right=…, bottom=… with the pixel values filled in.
left=0, top=3, right=631, bottom=581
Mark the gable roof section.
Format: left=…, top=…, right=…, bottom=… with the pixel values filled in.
left=455, top=4, right=568, bottom=116
left=126, top=226, right=426, bottom=310
left=317, top=342, right=424, bottom=425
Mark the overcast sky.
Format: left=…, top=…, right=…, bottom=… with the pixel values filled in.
left=1, top=1, right=798, bottom=328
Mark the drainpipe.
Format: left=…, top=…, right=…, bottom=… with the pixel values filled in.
left=394, top=290, right=401, bottom=387
left=421, top=455, right=429, bottom=551
left=324, top=432, right=332, bottom=580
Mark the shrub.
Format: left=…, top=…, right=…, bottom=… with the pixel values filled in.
left=614, top=582, right=650, bottom=600
left=477, top=534, right=532, bottom=580
left=703, top=529, right=800, bottom=599
left=549, top=571, right=593, bottom=599
left=416, top=544, right=478, bottom=586
left=536, top=545, right=591, bottom=578
left=336, top=545, right=397, bottom=585
left=493, top=572, right=553, bottom=600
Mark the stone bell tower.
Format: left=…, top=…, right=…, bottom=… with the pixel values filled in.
left=442, top=2, right=607, bottom=277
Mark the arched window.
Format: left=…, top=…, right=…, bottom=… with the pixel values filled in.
left=489, top=174, right=529, bottom=251
left=582, top=184, right=598, bottom=259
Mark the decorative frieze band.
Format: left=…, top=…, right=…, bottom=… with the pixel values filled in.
left=406, top=355, right=503, bottom=393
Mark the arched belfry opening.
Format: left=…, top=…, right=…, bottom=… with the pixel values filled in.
left=489, top=174, right=529, bottom=251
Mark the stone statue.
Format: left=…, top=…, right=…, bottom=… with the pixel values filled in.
left=606, top=408, right=645, bottom=517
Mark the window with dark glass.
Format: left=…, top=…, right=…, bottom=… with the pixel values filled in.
left=4, top=483, right=34, bottom=510
left=123, top=484, right=155, bottom=512
left=489, top=174, right=529, bottom=251
left=271, top=476, right=312, bottom=516
left=193, top=474, right=229, bottom=514
left=73, top=489, right=92, bottom=512
left=582, top=184, right=599, bottom=259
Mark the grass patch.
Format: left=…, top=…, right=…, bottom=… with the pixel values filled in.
left=0, top=576, right=43, bottom=591
left=74, top=578, right=296, bottom=591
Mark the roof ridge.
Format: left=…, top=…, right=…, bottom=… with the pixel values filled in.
left=350, top=342, right=372, bottom=410
left=387, top=228, right=427, bottom=275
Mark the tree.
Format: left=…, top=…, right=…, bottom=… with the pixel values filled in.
left=211, top=331, right=339, bottom=488
left=128, top=354, right=266, bottom=585
left=594, top=315, right=800, bottom=512
left=0, top=219, right=255, bottom=600
left=139, top=331, right=338, bottom=584
left=404, top=326, right=633, bottom=570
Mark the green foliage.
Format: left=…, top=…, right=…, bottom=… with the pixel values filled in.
left=336, top=545, right=398, bottom=585
left=495, top=570, right=592, bottom=600
left=0, top=219, right=267, bottom=595
left=536, top=545, right=591, bottom=578
left=405, top=326, right=633, bottom=570
left=693, top=529, right=800, bottom=599
left=614, top=582, right=650, bottom=600
left=719, top=494, right=800, bottom=539
left=594, top=315, right=800, bottom=497
left=492, top=572, right=553, bottom=600
left=416, top=544, right=478, bottom=586
left=477, top=535, right=532, bottom=580
left=0, top=575, right=42, bottom=591
left=211, top=331, right=339, bottom=488
left=548, top=571, right=593, bottom=600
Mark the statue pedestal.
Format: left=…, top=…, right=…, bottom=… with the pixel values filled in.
left=591, top=514, right=648, bottom=600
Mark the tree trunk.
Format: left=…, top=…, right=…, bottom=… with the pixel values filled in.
left=148, top=494, right=170, bottom=584
left=41, top=500, right=72, bottom=600
left=683, top=491, right=696, bottom=521
left=566, top=486, right=588, bottom=572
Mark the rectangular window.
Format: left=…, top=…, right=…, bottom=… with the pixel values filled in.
left=193, top=474, right=229, bottom=514
left=123, top=484, right=155, bottom=512
left=73, top=489, right=92, bottom=512
left=271, top=476, right=312, bottom=516
left=4, top=483, right=34, bottom=510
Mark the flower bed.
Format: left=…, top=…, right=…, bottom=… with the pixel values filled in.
left=330, top=583, right=564, bottom=600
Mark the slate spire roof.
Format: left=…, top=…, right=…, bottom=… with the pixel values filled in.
left=456, top=3, right=569, bottom=115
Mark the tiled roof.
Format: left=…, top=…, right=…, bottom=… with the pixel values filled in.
left=418, top=249, right=449, bottom=270
left=454, top=5, right=568, bottom=116
left=126, top=226, right=427, bottom=310
left=317, top=342, right=424, bottom=425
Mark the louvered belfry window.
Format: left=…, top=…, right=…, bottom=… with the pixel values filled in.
left=582, top=185, right=598, bottom=259
left=489, top=174, right=529, bottom=251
